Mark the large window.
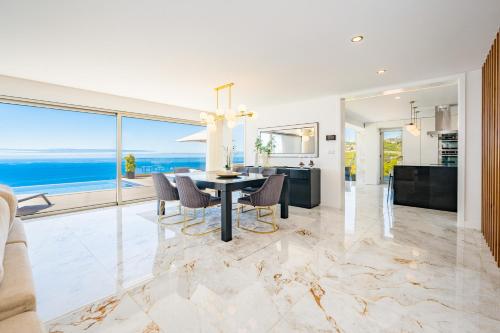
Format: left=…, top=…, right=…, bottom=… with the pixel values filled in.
left=121, top=116, right=206, bottom=202
left=0, top=101, right=206, bottom=216
left=232, top=123, right=245, bottom=164
left=0, top=103, right=117, bottom=214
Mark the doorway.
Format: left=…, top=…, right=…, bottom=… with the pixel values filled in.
left=380, top=128, right=403, bottom=183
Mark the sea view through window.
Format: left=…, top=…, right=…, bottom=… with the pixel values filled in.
left=0, top=102, right=244, bottom=214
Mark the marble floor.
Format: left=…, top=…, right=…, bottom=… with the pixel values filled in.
left=23, top=184, right=500, bottom=333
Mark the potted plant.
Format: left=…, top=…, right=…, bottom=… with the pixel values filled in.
left=124, top=154, right=136, bottom=179
left=254, top=137, right=274, bottom=167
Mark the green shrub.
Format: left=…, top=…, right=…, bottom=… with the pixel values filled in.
left=124, top=154, right=136, bottom=173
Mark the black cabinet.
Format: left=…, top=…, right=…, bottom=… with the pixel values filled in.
left=393, top=165, right=457, bottom=212
left=277, top=168, right=321, bottom=208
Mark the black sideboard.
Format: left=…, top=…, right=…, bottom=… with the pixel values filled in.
left=238, top=166, right=321, bottom=209
left=393, top=165, right=457, bottom=212
left=276, top=168, right=321, bottom=208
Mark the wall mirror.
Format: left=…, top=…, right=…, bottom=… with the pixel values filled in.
left=258, top=122, right=319, bottom=157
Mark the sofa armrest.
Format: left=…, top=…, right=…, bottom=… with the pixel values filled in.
left=0, top=243, right=36, bottom=321
left=6, top=219, right=27, bottom=246
left=0, top=311, right=43, bottom=333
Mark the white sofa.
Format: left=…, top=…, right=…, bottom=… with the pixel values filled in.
left=0, top=188, right=43, bottom=333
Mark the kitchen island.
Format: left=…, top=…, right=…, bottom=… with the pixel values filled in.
left=392, top=165, right=457, bottom=212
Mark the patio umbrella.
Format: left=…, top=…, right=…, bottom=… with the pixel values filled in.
left=176, top=130, right=207, bottom=143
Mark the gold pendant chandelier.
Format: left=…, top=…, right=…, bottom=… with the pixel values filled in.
left=200, top=82, right=257, bottom=131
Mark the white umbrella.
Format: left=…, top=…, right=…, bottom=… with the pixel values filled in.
left=176, top=130, right=207, bottom=143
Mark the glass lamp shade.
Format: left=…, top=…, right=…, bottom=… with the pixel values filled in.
left=238, top=104, right=248, bottom=113
left=408, top=126, right=420, bottom=136
left=215, top=108, right=225, bottom=116
left=225, top=112, right=237, bottom=121
left=200, top=112, right=208, bottom=121
left=227, top=120, right=236, bottom=129
left=406, top=123, right=416, bottom=132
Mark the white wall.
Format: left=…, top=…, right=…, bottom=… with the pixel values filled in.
left=245, top=96, right=345, bottom=209
left=0, top=75, right=202, bottom=121
left=356, top=117, right=442, bottom=184
left=464, top=70, right=482, bottom=230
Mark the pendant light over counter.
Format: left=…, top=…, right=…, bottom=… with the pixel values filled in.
left=406, top=101, right=420, bottom=136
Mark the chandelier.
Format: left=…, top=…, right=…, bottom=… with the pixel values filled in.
left=406, top=101, right=420, bottom=136
left=200, top=82, right=257, bottom=131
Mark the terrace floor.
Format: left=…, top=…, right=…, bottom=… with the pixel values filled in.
left=23, top=184, right=500, bottom=332
left=17, top=176, right=155, bottom=216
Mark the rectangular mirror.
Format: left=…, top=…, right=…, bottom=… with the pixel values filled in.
left=258, top=122, right=318, bottom=157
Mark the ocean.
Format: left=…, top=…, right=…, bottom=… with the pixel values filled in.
left=0, top=154, right=244, bottom=187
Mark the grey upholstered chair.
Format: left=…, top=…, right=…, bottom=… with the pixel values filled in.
left=241, top=167, right=278, bottom=202
left=237, top=174, right=285, bottom=234
left=247, top=167, right=262, bottom=174
left=243, top=168, right=277, bottom=191
left=174, top=167, right=190, bottom=174
left=152, top=173, right=182, bottom=224
left=173, top=167, right=210, bottom=191
left=232, top=165, right=249, bottom=175
left=175, top=175, right=221, bottom=236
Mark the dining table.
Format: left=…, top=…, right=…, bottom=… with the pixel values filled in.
left=169, top=171, right=289, bottom=242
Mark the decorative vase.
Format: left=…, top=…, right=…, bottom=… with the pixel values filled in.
left=262, top=154, right=271, bottom=167
left=126, top=171, right=135, bottom=179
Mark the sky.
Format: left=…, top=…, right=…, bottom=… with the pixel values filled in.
left=345, top=127, right=356, bottom=142
left=382, top=130, right=403, bottom=139
left=0, top=103, right=245, bottom=158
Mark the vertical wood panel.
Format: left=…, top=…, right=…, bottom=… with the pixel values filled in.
left=482, top=31, right=500, bottom=267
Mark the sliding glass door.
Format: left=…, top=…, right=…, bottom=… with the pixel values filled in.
left=0, top=102, right=117, bottom=215
left=380, top=129, right=403, bottom=183
left=120, top=116, right=206, bottom=202
left=0, top=100, right=208, bottom=217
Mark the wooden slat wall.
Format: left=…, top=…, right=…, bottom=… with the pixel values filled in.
left=482, top=30, right=500, bottom=267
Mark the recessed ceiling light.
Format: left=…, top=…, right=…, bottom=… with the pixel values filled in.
left=395, top=96, right=401, bottom=100
left=377, top=69, right=387, bottom=75
left=351, top=35, right=364, bottom=43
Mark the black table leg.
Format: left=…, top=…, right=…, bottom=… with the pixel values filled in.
left=280, top=178, right=289, bottom=219
left=221, top=190, right=233, bottom=241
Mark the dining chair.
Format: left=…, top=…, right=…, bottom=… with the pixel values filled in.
left=232, top=165, right=249, bottom=175
left=174, top=167, right=190, bottom=174
left=247, top=167, right=262, bottom=174
left=175, top=175, right=221, bottom=236
left=237, top=174, right=285, bottom=234
left=240, top=167, right=278, bottom=212
left=152, top=173, right=182, bottom=224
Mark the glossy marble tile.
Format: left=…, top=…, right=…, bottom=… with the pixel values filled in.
left=22, top=184, right=500, bottom=333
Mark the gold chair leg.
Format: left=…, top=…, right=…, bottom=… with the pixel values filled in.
left=157, top=202, right=184, bottom=225
left=237, top=204, right=279, bottom=234
left=181, top=206, right=221, bottom=236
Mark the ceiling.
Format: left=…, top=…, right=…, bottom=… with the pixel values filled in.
left=0, top=0, right=498, bottom=111
left=346, top=83, right=458, bottom=124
